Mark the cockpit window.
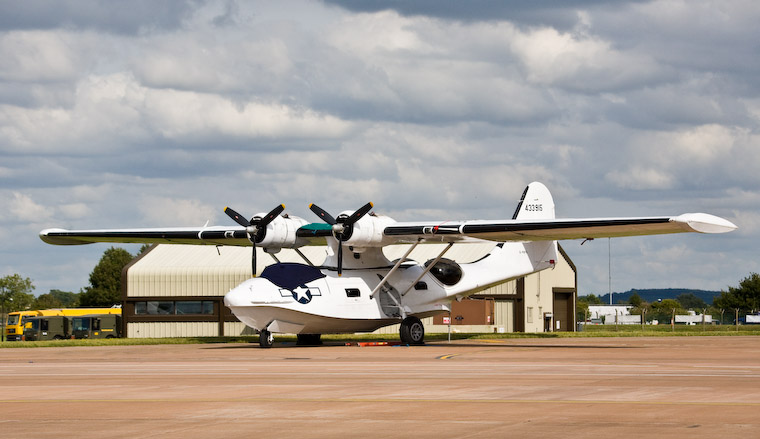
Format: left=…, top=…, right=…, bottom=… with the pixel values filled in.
left=424, top=258, right=463, bottom=286
left=260, top=263, right=326, bottom=290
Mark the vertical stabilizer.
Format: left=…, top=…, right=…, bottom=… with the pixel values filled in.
left=512, top=182, right=555, bottom=220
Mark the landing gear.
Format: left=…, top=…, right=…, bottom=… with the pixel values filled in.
left=400, top=316, right=425, bottom=345
left=259, top=330, right=274, bottom=348
left=296, top=334, right=322, bottom=346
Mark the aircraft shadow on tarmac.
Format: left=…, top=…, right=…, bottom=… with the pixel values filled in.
left=201, top=341, right=638, bottom=350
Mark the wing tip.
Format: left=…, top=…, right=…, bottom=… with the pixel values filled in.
left=674, top=213, right=737, bottom=234
left=39, top=228, right=90, bottom=245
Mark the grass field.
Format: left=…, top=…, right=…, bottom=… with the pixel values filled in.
left=3, top=324, right=760, bottom=348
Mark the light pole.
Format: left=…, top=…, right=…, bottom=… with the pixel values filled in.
left=0, top=290, right=8, bottom=343
left=608, top=238, right=612, bottom=305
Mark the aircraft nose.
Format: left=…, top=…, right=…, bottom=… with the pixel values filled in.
left=224, top=282, right=251, bottom=307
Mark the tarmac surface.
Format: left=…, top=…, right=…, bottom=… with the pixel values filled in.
left=1, top=336, right=759, bottom=438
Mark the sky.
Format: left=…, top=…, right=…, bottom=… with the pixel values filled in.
left=1, top=0, right=758, bottom=297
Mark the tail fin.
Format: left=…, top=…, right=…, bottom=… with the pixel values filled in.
left=512, top=182, right=555, bottom=220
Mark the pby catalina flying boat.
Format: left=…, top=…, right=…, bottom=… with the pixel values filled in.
left=40, top=182, right=736, bottom=347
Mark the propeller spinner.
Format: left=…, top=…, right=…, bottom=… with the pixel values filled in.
left=309, top=201, right=373, bottom=276
left=224, top=204, right=285, bottom=276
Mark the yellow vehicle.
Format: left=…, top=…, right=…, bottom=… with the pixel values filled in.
left=71, top=314, right=123, bottom=339
left=4, top=308, right=121, bottom=341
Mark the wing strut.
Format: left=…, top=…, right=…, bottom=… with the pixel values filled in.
left=294, top=248, right=314, bottom=266
left=400, top=242, right=454, bottom=297
left=370, top=238, right=421, bottom=299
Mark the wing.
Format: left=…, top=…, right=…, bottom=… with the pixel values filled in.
left=40, top=226, right=253, bottom=246
left=40, top=213, right=735, bottom=247
left=383, top=213, right=737, bottom=243
left=40, top=223, right=332, bottom=247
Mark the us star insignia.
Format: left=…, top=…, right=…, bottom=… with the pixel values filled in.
left=280, top=286, right=321, bottom=304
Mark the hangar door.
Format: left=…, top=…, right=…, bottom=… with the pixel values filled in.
left=494, top=300, right=514, bottom=332
left=552, top=290, right=575, bottom=332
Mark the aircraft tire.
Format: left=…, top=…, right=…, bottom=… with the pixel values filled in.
left=400, top=316, right=425, bottom=345
left=259, top=330, right=274, bottom=348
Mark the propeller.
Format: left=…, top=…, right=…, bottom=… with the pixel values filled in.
left=224, top=204, right=285, bottom=276
left=309, top=202, right=373, bottom=276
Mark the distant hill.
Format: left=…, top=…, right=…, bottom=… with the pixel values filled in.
left=584, top=288, right=722, bottom=305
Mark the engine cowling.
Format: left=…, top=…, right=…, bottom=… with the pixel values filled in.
left=337, top=213, right=397, bottom=249
left=257, top=214, right=310, bottom=249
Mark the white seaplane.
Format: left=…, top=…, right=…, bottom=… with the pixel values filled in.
left=40, top=182, right=736, bottom=347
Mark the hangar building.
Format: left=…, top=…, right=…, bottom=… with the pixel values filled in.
left=121, top=243, right=576, bottom=338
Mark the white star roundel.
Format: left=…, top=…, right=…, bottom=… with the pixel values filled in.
left=280, top=286, right=321, bottom=304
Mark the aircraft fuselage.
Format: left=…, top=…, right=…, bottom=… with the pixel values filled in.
left=224, top=261, right=451, bottom=335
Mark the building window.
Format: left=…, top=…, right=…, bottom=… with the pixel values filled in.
left=148, top=301, right=175, bottom=315
left=135, top=302, right=147, bottom=314
left=176, top=301, right=203, bottom=315
left=201, top=301, right=214, bottom=314
left=527, top=307, right=534, bottom=323
left=134, top=300, right=215, bottom=315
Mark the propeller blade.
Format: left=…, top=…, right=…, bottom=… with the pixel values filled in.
left=224, top=206, right=251, bottom=227
left=251, top=242, right=257, bottom=277
left=309, top=203, right=337, bottom=225
left=309, top=201, right=373, bottom=276
left=344, top=202, right=373, bottom=226
left=259, top=204, right=285, bottom=228
left=337, top=240, right=343, bottom=277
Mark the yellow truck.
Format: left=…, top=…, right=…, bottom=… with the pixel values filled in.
left=4, top=308, right=121, bottom=341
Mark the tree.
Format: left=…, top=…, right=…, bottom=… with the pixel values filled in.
left=676, top=293, right=707, bottom=310
left=714, top=273, right=760, bottom=313
left=629, top=292, right=644, bottom=308
left=576, top=294, right=605, bottom=322
left=78, top=247, right=134, bottom=307
left=576, top=300, right=589, bottom=323
left=580, top=294, right=604, bottom=305
left=32, top=293, right=64, bottom=309
left=48, top=289, right=80, bottom=307
left=0, top=274, right=36, bottom=312
left=649, top=299, right=684, bottom=323
left=31, top=290, right=80, bottom=310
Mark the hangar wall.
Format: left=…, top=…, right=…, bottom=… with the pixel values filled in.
left=122, top=243, right=576, bottom=338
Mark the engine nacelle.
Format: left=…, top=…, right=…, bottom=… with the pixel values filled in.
left=256, top=214, right=310, bottom=249
left=340, top=213, right=397, bottom=249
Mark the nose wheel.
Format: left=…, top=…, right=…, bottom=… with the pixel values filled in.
left=400, top=316, right=425, bottom=345
left=259, top=330, right=274, bottom=348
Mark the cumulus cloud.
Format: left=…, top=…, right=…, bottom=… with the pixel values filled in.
left=0, top=31, right=81, bottom=82
left=138, top=196, right=219, bottom=226
left=509, top=25, right=662, bottom=92
left=8, top=192, right=52, bottom=223
left=0, top=72, right=354, bottom=154
left=1, top=0, right=756, bottom=296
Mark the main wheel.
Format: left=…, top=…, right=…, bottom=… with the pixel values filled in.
left=400, top=316, right=425, bottom=345
left=259, top=330, right=274, bottom=348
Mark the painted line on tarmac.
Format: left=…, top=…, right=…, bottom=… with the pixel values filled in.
left=436, top=354, right=460, bottom=360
